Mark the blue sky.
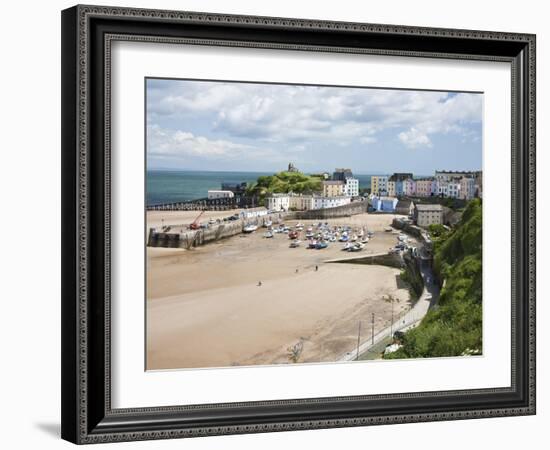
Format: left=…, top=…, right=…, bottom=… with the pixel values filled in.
left=146, top=78, right=482, bottom=174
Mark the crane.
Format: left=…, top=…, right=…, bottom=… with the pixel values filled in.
left=189, top=211, right=205, bottom=230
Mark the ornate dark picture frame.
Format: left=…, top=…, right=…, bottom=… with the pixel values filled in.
left=61, top=4, right=536, bottom=444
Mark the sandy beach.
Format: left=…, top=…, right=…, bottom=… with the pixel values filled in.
left=146, top=211, right=413, bottom=370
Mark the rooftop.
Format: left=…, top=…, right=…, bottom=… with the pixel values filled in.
left=415, top=204, right=443, bottom=211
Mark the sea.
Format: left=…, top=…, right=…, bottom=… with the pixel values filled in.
left=146, top=170, right=374, bottom=206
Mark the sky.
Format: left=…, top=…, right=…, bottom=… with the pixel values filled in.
left=146, top=78, right=483, bottom=175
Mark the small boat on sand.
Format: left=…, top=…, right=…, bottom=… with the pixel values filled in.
left=264, top=231, right=274, bottom=238
left=315, top=241, right=328, bottom=250
left=289, top=240, right=301, bottom=248
left=243, top=224, right=258, bottom=233
left=288, top=230, right=299, bottom=239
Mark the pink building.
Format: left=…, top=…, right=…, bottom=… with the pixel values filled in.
left=402, top=178, right=416, bottom=196
left=415, top=178, right=435, bottom=197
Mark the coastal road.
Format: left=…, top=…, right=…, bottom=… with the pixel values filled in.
left=338, top=259, right=439, bottom=362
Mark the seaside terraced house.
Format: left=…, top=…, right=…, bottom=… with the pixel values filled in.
left=288, top=193, right=314, bottom=211
left=435, top=170, right=481, bottom=186
left=388, top=173, right=413, bottom=197
left=371, top=175, right=388, bottom=196
left=387, top=180, right=396, bottom=197
left=266, top=193, right=290, bottom=211
left=403, top=178, right=416, bottom=196
left=322, top=180, right=345, bottom=197
left=415, top=178, right=436, bottom=197
left=311, top=195, right=351, bottom=210
left=460, top=176, right=476, bottom=200
left=447, top=180, right=462, bottom=198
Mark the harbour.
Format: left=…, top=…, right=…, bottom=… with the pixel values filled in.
left=146, top=210, right=420, bottom=370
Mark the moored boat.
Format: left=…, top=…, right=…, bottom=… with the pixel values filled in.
left=288, top=230, right=299, bottom=239
left=308, top=240, right=318, bottom=249
left=243, top=224, right=258, bottom=233
left=349, top=242, right=365, bottom=252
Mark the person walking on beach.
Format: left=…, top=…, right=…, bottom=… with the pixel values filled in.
left=315, top=265, right=318, bottom=272
left=257, top=281, right=262, bottom=287
left=296, top=268, right=299, bottom=274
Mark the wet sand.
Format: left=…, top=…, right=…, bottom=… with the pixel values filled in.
left=146, top=211, right=412, bottom=370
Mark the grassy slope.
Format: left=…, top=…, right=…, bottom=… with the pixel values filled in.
left=385, top=199, right=482, bottom=358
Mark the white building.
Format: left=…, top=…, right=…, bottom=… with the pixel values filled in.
left=207, top=190, right=235, bottom=200
left=447, top=182, right=461, bottom=198
left=437, top=181, right=448, bottom=197
left=266, top=193, right=290, bottom=211
left=344, top=177, right=359, bottom=197
left=311, top=195, right=351, bottom=210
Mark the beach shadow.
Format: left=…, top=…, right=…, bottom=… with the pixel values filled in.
left=35, top=422, right=60, bottom=438
left=395, top=273, right=408, bottom=290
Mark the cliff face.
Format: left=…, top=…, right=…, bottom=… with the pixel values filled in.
left=385, top=199, right=482, bottom=358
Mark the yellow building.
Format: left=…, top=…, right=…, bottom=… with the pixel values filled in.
left=371, top=175, right=388, bottom=195
left=387, top=181, right=396, bottom=197
left=322, top=180, right=345, bottom=197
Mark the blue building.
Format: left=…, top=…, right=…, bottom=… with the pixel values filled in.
left=371, top=196, right=398, bottom=212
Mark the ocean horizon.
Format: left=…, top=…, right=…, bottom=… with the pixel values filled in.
left=146, top=169, right=419, bottom=205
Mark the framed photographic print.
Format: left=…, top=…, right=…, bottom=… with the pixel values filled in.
left=61, top=5, right=536, bottom=444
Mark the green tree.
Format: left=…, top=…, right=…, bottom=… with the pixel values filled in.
left=385, top=199, right=483, bottom=359
left=246, top=170, right=323, bottom=202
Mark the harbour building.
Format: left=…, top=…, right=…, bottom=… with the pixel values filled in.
left=414, top=204, right=444, bottom=228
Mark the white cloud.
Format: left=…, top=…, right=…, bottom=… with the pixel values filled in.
left=147, top=124, right=287, bottom=164
left=147, top=80, right=482, bottom=151
left=148, top=124, right=251, bottom=159
left=398, top=128, right=432, bottom=148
